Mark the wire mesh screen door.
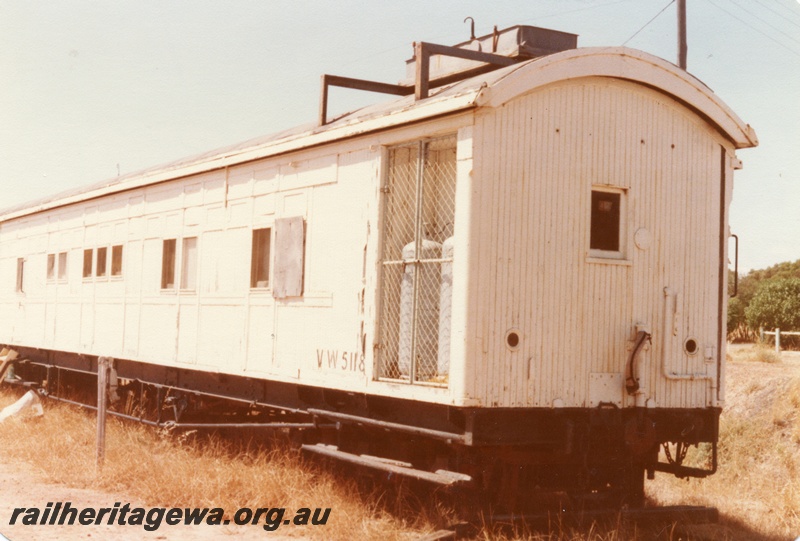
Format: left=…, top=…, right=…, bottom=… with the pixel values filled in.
left=378, top=135, right=457, bottom=385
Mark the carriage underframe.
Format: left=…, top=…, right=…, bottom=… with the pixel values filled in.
left=2, top=346, right=718, bottom=512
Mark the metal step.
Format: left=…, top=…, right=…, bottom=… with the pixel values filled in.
left=301, top=443, right=472, bottom=486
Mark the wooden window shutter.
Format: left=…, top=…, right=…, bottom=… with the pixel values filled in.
left=273, top=216, right=305, bottom=298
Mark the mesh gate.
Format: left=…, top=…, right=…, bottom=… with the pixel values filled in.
left=378, top=136, right=457, bottom=384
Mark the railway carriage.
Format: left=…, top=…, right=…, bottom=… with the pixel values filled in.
left=0, top=26, right=757, bottom=509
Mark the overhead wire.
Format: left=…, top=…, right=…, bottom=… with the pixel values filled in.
left=274, top=0, right=800, bottom=111
left=621, top=0, right=676, bottom=46
left=729, top=0, right=800, bottom=45
left=705, top=0, right=800, bottom=58
left=750, top=0, right=800, bottom=30
left=770, top=0, right=800, bottom=22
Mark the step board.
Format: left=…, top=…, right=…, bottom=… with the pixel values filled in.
left=301, top=443, right=472, bottom=486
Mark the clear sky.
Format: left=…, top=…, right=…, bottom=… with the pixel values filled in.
left=1, top=0, right=798, bottom=272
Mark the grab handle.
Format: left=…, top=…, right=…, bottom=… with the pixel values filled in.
left=730, top=233, right=739, bottom=297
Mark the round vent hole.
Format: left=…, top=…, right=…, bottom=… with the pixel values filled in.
left=506, top=331, right=520, bottom=349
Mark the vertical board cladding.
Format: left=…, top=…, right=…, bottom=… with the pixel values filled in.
left=470, top=77, right=726, bottom=409
left=301, top=149, right=376, bottom=384
left=0, top=137, right=384, bottom=392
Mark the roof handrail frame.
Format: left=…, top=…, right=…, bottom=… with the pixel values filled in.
left=318, top=41, right=520, bottom=126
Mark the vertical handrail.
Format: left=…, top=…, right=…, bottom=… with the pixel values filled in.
left=731, top=233, right=739, bottom=297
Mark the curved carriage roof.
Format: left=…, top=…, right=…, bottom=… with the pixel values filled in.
left=0, top=47, right=757, bottom=223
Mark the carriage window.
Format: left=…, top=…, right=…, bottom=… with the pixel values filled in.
left=180, top=237, right=197, bottom=290
left=58, top=252, right=68, bottom=281
left=250, top=228, right=271, bottom=288
left=111, top=245, right=123, bottom=277
left=161, top=239, right=176, bottom=289
left=16, top=258, right=25, bottom=293
left=590, top=188, right=624, bottom=258
left=83, top=249, right=93, bottom=278
left=97, top=247, right=108, bottom=277
left=47, top=254, right=56, bottom=281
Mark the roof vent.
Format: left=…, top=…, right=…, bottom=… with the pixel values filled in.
left=402, top=25, right=577, bottom=87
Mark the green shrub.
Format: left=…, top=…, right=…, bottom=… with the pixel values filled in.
left=745, top=277, right=800, bottom=332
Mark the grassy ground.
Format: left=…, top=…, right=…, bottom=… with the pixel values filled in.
left=1, top=344, right=797, bottom=540
left=648, top=343, right=800, bottom=540
left=0, top=392, right=434, bottom=540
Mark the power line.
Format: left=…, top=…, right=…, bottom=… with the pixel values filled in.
left=622, top=0, right=676, bottom=46
left=751, top=0, right=800, bottom=30
left=771, top=0, right=800, bottom=23
left=729, top=0, right=800, bottom=45
left=706, top=0, right=800, bottom=58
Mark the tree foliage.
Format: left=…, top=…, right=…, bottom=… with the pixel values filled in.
left=743, top=259, right=800, bottom=284
left=727, top=259, right=800, bottom=341
left=727, top=295, right=745, bottom=335
left=744, top=277, right=800, bottom=332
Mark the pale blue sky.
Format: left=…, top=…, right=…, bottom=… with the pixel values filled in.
left=1, top=0, right=798, bottom=271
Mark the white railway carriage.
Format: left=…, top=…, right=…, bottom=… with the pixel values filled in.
left=0, top=26, right=756, bottom=508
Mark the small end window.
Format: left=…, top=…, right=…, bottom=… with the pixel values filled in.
left=161, top=239, right=176, bottom=289
left=180, top=237, right=197, bottom=290
left=58, top=252, right=68, bottom=281
left=97, top=247, right=108, bottom=278
left=111, top=245, right=123, bottom=277
left=47, top=254, right=56, bottom=281
left=590, top=188, right=624, bottom=258
left=83, top=249, right=94, bottom=278
left=250, top=228, right=271, bottom=288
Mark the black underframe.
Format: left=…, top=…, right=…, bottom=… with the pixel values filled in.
left=2, top=344, right=719, bottom=481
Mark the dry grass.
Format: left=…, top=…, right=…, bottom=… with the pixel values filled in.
left=649, top=345, right=800, bottom=540
left=730, top=342, right=782, bottom=364
left=0, top=390, right=653, bottom=541
left=460, top=520, right=680, bottom=541
left=771, top=377, right=800, bottom=444
left=0, top=388, right=694, bottom=541
left=0, top=389, right=436, bottom=540
left=3, top=347, right=798, bottom=540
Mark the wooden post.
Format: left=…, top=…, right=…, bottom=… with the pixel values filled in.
left=677, top=0, right=687, bottom=70
left=318, top=74, right=329, bottom=127
left=96, top=356, right=110, bottom=470
left=414, top=42, right=430, bottom=101
left=775, top=328, right=781, bottom=354
left=759, top=326, right=764, bottom=343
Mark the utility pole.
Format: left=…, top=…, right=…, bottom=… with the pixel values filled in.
left=678, top=0, right=687, bottom=69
